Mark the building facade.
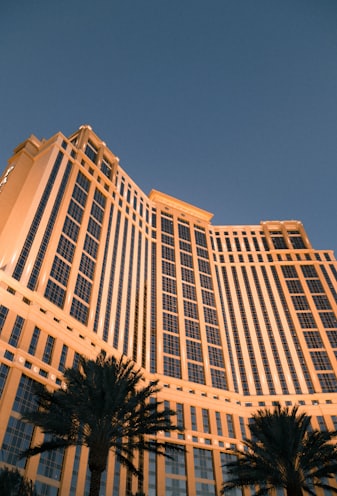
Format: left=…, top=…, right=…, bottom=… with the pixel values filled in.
left=0, top=125, right=337, bottom=495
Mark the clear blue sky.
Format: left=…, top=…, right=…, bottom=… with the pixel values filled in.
left=1, top=0, right=337, bottom=252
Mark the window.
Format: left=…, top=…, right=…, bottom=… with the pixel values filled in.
left=307, top=279, right=324, bottom=294
left=57, top=235, right=75, bottom=263
left=271, top=236, right=287, bottom=249
left=226, top=414, right=235, bottom=437
left=63, top=216, right=80, bottom=241
left=74, top=274, right=92, bottom=303
left=161, top=216, right=174, bottom=234
left=163, top=333, right=180, bottom=356
left=291, top=295, right=310, bottom=310
left=163, top=313, right=179, bottom=333
left=68, top=199, right=84, bottom=223
left=281, top=266, right=298, bottom=279
left=9, top=316, right=24, bottom=347
left=198, top=259, right=211, bottom=274
left=310, top=351, right=332, bottom=371
left=301, top=265, right=318, bottom=278
left=162, top=245, right=175, bottom=261
left=185, top=320, right=200, bottom=339
left=205, top=325, right=221, bottom=345
left=182, top=283, right=196, bottom=301
left=290, top=236, right=306, bottom=249
left=320, top=312, right=337, bottom=329
left=79, top=253, right=96, bottom=280
left=84, top=235, right=98, bottom=259
left=50, top=256, right=70, bottom=287
left=202, top=409, right=210, bottom=433
left=162, top=294, right=177, bottom=313
left=188, top=362, right=205, bottom=384
left=85, top=141, right=98, bottom=163
left=0, top=305, right=9, bottom=333
left=162, top=277, right=177, bottom=294
left=70, top=298, right=89, bottom=324
left=72, top=184, right=87, bottom=207
left=87, top=218, right=101, bottom=240
left=313, top=295, right=332, bottom=310
left=303, top=331, right=324, bottom=349
left=178, top=223, right=191, bottom=241
left=297, top=313, right=317, bottom=329
left=42, top=336, right=55, bottom=365
left=28, top=327, right=40, bottom=355
left=44, top=281, right=66, bottom=307
left=184, top=300, right=198, bottom=320
left=186, top=340, right=203, bottom=362
left=193, top=448, right=214, bottom=479
left=163, top=356, right=181, bottom=378
left=208, top=346, right=224, bottom=368
left=286, top=280, right=304, bottom=294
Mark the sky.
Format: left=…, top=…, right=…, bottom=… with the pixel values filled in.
left=1, top=0, right=337, bottom=253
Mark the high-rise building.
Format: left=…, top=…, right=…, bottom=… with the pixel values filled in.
left=0, top=125, right=337, bottom=495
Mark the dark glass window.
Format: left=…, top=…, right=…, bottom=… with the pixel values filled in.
left=161, top=216, right=174, bottom=235
left=301, top=265, right=318, bottom=278
left=313, top=295, right=332, bottom=310
left=57, top=235, right=75, bottom=263
left=70, top=298, right=89, bottom=324
left=63, top=216, right=80, bottom=241
left=72, top=184, right=87, bottom=207
left=194, top=230, right=207, bottom=247
left=320, top=312, right=337, bottom=329
left=84, top=235, right=98, bottom=259
left=68, top=199, right=84, bottom=223
left=290, top=236, right=306, bottom=249
left=208, top=346, right=224, bottom=367
left=163, top=333, right=180, bottom=356
left=307, top=279, right=325, bottom=294
left=297, top=313, right=317, bottom=329
left=50, top=256, right=70, bottom=286
left=79, top=254, right=95, bottom=280
left=281, top=266, right=298, bottom=279
left=291, top=295, right=310, bottom=310
left=85, top=141, right=97, bottom=163
left=188, top=362, right=205, bottom=384
left=178, top=223, right=191, bottom=241
left=185, top=320, right=200, bottom=339
left=186, top=340, right=203, bottom=362
left=28, top=327, right=40, bottom=355
left=303, top=331, right=324, bottom=349
left=272, top=236, right=287, bottom=249
left=44, top=280, right=66, bottom=308
left=9, top=316, right=25, bottom=347
left=163, top=313, right=179, bottom=333
left=91, top=204, right=104, bottom=223
left=205, top=325, right=221, bottom=345
left=163, top=356, right=181, bottom=378
left=74, top=275, right=92, bottom=303
left=42, top=336, right=55, bottom=364
left=286, top=280, right=304, bottom=294
left=0, top=305, right=9, bottom=333
left=87, top=218, right=101, bottom=240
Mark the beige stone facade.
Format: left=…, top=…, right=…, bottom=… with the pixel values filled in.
left=0, top=125, right=336, bottom=495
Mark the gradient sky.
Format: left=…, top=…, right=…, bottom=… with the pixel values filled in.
left=1, top=0, right=337, bottom=253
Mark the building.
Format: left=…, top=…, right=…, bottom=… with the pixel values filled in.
left=0, top=125, right=337, bottom=495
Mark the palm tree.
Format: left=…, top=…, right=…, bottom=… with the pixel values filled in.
left=0, top=467, right=38, bottom=495
left=21, top=351, right=182, bottom=496
left=222, top=404, right=337, bottom=496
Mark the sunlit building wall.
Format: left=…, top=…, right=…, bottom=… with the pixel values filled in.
left=0, top=126, right=337, bottom=495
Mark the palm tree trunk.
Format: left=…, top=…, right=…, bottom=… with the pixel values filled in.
left=89, top=468, right=102, bottom=496
left=286, top=486, right=303, bottom=496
